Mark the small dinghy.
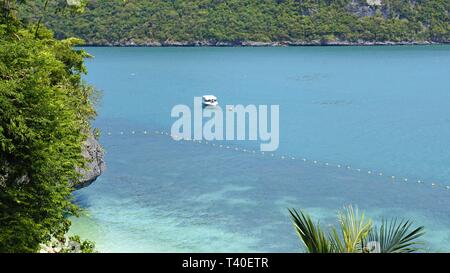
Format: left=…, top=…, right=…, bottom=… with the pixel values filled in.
left=202, top=95, right=218, bottom=107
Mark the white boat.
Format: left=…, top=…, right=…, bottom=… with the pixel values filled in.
left=202, top=95, right=218, bottom=107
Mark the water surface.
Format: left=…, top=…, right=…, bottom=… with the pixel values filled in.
left=70, top=46, right=450, bottom=252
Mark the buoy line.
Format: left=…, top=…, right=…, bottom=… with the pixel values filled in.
left=102, top=129, right=449, bottom=192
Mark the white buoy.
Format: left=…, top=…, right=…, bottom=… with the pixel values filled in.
left=404, top=178, right=408, bottom=182
left=417, top=180, right=422, bottom=184
left=313, top=160, right=317, bottom=164
left=368, top=171, right=372, bottom=174
left=432, top=183, right=436, bottom=187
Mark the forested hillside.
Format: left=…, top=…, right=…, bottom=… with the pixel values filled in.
left=21, top=0, right=449, bottom=46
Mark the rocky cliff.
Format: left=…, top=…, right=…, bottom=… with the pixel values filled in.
left=73, top=136, right=106, bottom=189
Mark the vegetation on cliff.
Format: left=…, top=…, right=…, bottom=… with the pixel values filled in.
left=0, top=0, right=97, bottom=252
left=20, top=0, right=450, bottom=45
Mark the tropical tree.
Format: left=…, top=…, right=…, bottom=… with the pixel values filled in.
left=0, top=0, right=97, bottom=252
left=363, top=218, right=425, bottom=253
left=289, top=205, right=425, bottom=253
left=329, top=205, right=372, bottom=253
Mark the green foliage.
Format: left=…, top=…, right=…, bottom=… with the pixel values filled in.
left=329, top=205, right=372, bottom=253
left=289, top=205, right=426, bottom=253
left=67, top=235, right=96, bottom=253
left=18, top=0, right=450, bottom=44
left=364, top=218, right=425, bottom=253
left=0, top=2, right=97, bottom=252
left=93, top=127, right=101, bottom=140
left=289, top=208, right=333, bottom=253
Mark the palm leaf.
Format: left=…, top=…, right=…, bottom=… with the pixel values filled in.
left=288, top=208, right=333, bottom=253
left=365, top=218, right=425, bottom=253
left=330, top=205, right=372, bottom=253
left=289, top=206, right=426, bottom=253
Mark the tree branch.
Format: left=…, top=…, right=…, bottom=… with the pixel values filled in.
left=34, top=0, right=50, bottom=39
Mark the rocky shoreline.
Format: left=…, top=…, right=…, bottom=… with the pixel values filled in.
left=82, top=39, right=447, bottom=47
left=73, top=135, right=106, bottom=190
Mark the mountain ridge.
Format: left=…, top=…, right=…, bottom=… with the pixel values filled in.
left=22, top=0, right=449, bottom=45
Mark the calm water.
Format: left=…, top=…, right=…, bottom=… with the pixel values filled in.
left=70, top=46, right=450, bottom=252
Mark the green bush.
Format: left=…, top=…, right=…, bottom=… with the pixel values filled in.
left=0, top=1, right=97, bottom=253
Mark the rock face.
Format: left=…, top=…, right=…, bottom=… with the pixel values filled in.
left=39, top=236, right=96, bottom=253
left=85, top=39, right=442, bottom=47
left=73, top=136, right=106, bottom=189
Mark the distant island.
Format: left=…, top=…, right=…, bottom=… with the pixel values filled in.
left=22, top=0, right=449, bottom=46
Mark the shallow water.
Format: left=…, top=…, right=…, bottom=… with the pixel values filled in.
left=70, top=46, right=450, bottom=252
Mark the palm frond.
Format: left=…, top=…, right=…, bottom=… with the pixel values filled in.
left=330, top=205, right=372, bottom=253
left=289, top=206, right=426, bottom=253
left=365, top=218, right=425, bottom=253
left=288, top=208, right=333, bottom=253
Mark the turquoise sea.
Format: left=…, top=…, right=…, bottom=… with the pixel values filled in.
left=70, top=46, right=450, bottom=252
